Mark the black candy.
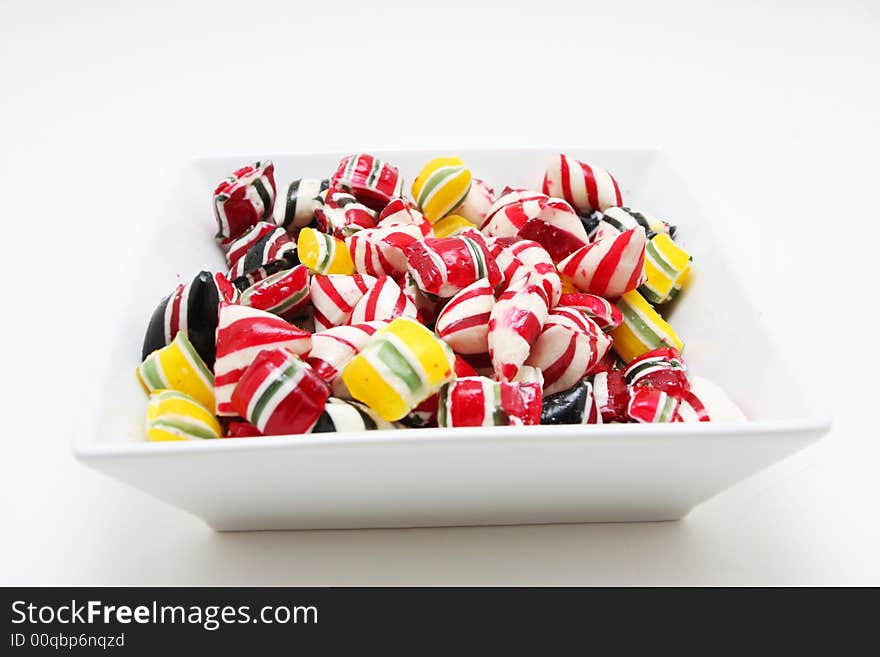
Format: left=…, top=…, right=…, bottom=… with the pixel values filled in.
left=540, top=380, right=590, bottom=425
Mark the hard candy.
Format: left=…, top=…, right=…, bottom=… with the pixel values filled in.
left=212, top=160, right=276, bottom=241
left=411, top=157, right=472, bottom=222
left=542, top=153, right=622, bottom=214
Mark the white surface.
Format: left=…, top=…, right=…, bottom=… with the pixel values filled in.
left=75, top=148, right=828, bottom=530
left=1, top=0, right=878, bottom=583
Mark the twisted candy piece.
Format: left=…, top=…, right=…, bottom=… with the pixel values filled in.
left=223, top=221, right=276, bottom=268
left=225, top=421, right=263, bottom=438
left=142, top=270, right=238, bottom=368
left=411, top=157, right=472, bottom=222
left=639, top=233, right=692, bottom=305
left=434, top=278, right=495, bottom=355
left=341, top=318, right=456, bottom=422
left=239, top=264, right=311, bottom=321
left=610, top=290, right=683, bottom=363
left=540, top=379, right=602, bottom=425
left=311, top=398, right=395, bottom=433
left=348, top=275, right=417, bottom=324
left=330, top=153, right=404, bottom=212
left=489, top=237, right=562, bottom=306
left=526, top=308, right=612, bottom=395
left=482, top=194, right=548, bottom=238
left=231, top=348, right=329, bottom=435
left=488, top=280, right=549, bottom=381
left=306, top=321, right=389, bottom=383
left=228, top=226, right=299, bottom=290
left=214, top=302, right=312, bottom=416
left=314, top=188, right=377, bottom=238
left=347, top=224, right=423, bottom=279
left=273, top=178, right=329, bottom=234
left=405, top=231, right=501, bottom=298
left=146, top=390, right=221, bottom=442
left=480, top=188, right=547, bottom=231
left=556, top=293, right=622, bottom=331
left=557, top=227, right=647, bottom=299
left=454, top=178, right=495, bottom=226
left=309, top=273, right=377, bottom=329
left=542, top=153, right=622, bottom=214
left=518, top=198, right=590, bottom=262
left=599, top=206, right=676, bottom=241
left=213, top=160, right=276, bottom=242
left=626, top=386, right=680, bottom=423
left=297, top=227, right=355, bottom=275
left=137, top=331, right=215, bottom=411
left=377, top=198, right=432, bottom=237
left=623, top=347, right=689, bottom=398
left=438, top=376, right=542, bottom=427
left=591, top=370, right=630, bottom=423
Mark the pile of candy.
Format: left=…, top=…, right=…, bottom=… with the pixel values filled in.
left=137, top=153, right=744, bottom=441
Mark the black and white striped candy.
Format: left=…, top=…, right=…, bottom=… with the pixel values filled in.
left=311, top=398, right=395, bottom=433
left=273, top=178, right=329, bottom=233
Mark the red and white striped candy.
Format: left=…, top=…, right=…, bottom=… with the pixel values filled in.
left=591, top=369, right=630, bottom=423
left=480, top=188, right=548, bottom=231
left=239, top=264, right=311, bottom=321
left=626, top=386, right=680, bottom=423
left=438, top=376, right=542, bottom=427
left=314, top=188, right=377, bottom=238
left=454, top=178, right=495, bottom=226
left=542, top=153, right=623, bottom=215
left=306, top=320, right=389, bottom=383
left=557, top=292, right=623, bottom=330
left=482, top=195, right=548, bottom=238
left=213, top=302, right=312, bottom=416
left=526, top=309, right=612, bottom=395
left=348, top=275, right=417, bottom=324
left=222, top=221, right=276, bottom=268
left=309, top=273, right=377, bottom=329
left=434, top=278, right=495, bottom=354
left=347, top=224, right=423, bottom=279
left=231, top=348, right=329, bottom=435
left=518, top=198, right=590, bottom=262
left=557, top=227, right=647, bottom=298
left=489, top=237, right=562, bottom=306
left=404, top=230, right=502, bottom=298
left=377, top=198, right=433, bottom=237
left=676, top=390, right=710, bottom=422
left=488, top=281, right=549, bottom=381
left=330, top=153, right=404, bottom=212
left=212, top=161, right=276, bottom=242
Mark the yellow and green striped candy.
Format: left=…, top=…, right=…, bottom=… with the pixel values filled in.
left=610, top=290, right=683, bottom=363
left=341, top=317, right=456, bottom=421
left=137, top=331, right=215, bottom=411
left=411, top=157, right=472, bottom=223
left=297, top=227, right=355, bottom=275
left=638, top=233, right=692, bottom=304
left=431, top=214, right=474, bottom=238
left=145, top=389, right=221, bottom=442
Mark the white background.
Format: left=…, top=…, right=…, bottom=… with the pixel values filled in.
left=1, top=0, right=878, bottom=585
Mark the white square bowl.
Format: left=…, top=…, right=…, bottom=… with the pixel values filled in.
left=73, top=148, right=830, bottom=530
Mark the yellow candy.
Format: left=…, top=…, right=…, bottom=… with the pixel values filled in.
left=297, top=227, right=355, bottom=275
left=610, top=290, right=683, bottom=363
left=145, top=390, right=221, bottom=442
left=639, top=233, right=692, bottom=304
left=411, top=157, right=472, bottom=223
left=136, top=331, right=215, bottom=410
left=341, top=317, right=455, bottom=421
left=431, top=214, right=475, bottom=238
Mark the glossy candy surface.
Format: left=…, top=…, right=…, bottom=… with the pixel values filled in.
left=542, top=153, right=622, bottom=214
left=405, top=232, right=501, bottom=298
left=330, top=154, right=404, bottom=211
left=146, top=390, right=221, bottom=442
left=639, top=233, right=692, bottom=304
left=213, top=161, right=276, bottom=242
left=231, top=348, right=329, bottom=435
left=341, top=318, right=456, bottom=422
left=239, top=265, right=311, bottom=320
left=557, top=227, right=647, bottom=299
left=438, top=376, right=542, bottom=427
left=610, top=290, right=683, bottom=363
left=411, top=157, right=472, bottom=222
left=274, top=178, right=329, bottom=233
left=297, top=227, right=355, bottom=275
left=138, top=332, right=215, bottom=411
